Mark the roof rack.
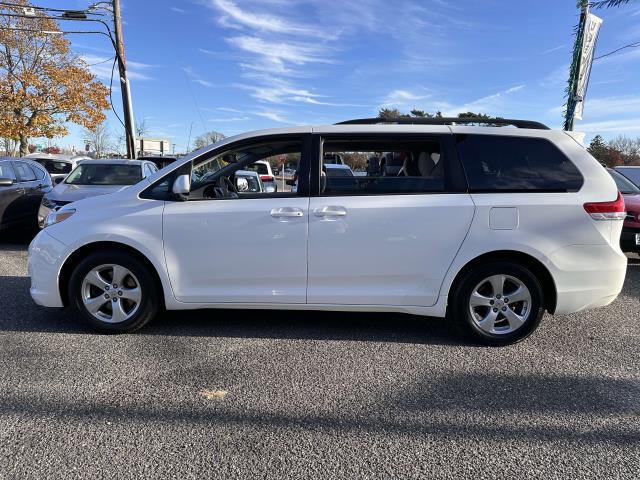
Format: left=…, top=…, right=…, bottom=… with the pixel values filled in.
left=335, top=117, right=550, bottom=130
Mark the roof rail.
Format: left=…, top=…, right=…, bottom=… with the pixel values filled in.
left=335, top=117, right=550, bottom=130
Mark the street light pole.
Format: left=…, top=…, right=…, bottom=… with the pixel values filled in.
left=112, top=0, right=136, bottom=158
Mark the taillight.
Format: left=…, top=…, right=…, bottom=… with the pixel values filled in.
left=260, top=175, right=274, bottom=182
left=583, top=192, right=626, bottom=220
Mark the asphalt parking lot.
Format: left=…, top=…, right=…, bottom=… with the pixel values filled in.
left=0, top=233, right=638, bottom=479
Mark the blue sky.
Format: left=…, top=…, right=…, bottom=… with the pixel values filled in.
left=36, top=0, right=640, bottom=152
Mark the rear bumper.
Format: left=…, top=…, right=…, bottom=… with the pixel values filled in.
left=28, top=230, right=69, bottom=307
left=621, top=227, right=640, bottom=253
left=548, top=244, right=628, bottom=315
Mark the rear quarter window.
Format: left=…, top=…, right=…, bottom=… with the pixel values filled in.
left=456, top=135, right=583, bottom=192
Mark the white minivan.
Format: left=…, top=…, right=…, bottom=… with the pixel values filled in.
left=28, top=118, right=628, bottom=345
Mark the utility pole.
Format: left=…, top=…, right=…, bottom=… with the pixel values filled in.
left=112, top=0, right=136, bottom=158
left=564, top=1, right=589, bottom=131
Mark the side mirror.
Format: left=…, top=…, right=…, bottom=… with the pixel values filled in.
left=285, top=179, right=296, bottom=186
left=0, top=177, right=13, bottom=187
left=172, top=174, right=190, bottom=195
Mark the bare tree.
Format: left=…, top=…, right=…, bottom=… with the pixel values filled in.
left=1, top=137, right=17, bottom=156
left=193, top=131, right=225, bottom=150
left=135, top=117, right=149, bottom=138
left=83, top=123, right=113, bottom=158
left=609, top=135, right=640, bottom=165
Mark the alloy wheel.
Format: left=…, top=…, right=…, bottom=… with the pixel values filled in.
left=468, top=274, right=532, bottom=335
left=81, top=264, right=141, bottom=324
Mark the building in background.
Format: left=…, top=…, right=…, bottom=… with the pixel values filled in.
left=138, top=138, right=171, bottom=157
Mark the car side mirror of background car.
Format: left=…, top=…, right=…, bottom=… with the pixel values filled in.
left=285, top=179, right=296, bottom=186
left=172, top=174, right=191, bottom=196
left=0, top=177, right=13, bottom=187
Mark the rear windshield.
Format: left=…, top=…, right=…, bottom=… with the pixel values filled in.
left=244, top=163, right=269, bottom=175
left=65, top=164, right=142, bottom=185
left=615, top=168, right=640, bottom=187
left=609, top=169, right=640, bottom=194
left=456, top=134, right=583, bottom=192
left=32, top=158, right=72, bottom=175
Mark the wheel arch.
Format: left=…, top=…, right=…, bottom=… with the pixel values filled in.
left=59, top=241, right=166, bottom=309
left=447, top=250, right=557, bottom=314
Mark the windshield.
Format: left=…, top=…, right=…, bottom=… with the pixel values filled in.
left=65, top=164, right=142, bottom=186
left=609, top=170, right=640, bottom=194
left=32, top=159, right=72, bottom=175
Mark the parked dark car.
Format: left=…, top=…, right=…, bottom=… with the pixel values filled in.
left=0, top=158, right=52, bottom=232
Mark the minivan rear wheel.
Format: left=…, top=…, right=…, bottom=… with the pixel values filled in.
left=451, top=261, right=545, bottom=346
left=68, top=250, right=159, bottom=333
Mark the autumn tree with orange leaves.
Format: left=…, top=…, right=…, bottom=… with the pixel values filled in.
left=0, top=1, right=110, bottom=156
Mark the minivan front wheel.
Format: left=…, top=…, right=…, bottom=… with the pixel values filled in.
left=451, top=261, right=545, bottom=346
left=69, top=250, right=159, bottom=333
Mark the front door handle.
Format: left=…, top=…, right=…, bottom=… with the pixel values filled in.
left=314, top=206, right=347, bottom=217
left=270, top=207, right=304, bottom=218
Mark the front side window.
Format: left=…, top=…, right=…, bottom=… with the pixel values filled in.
left=188, top=139, right=302, bottom=200
left=65, top=164, right=142, bottom=186
left=456, top=135, right=583, bottom=192
left=319, top=138, right=446, bottom=195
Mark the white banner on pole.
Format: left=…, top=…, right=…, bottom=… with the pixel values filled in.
left=574, top=12, right=603, bottom=120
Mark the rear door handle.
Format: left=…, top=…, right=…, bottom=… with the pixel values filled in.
left=314, top=206, right=347, bottom=217
left=270, top=207, right=304, bottom=218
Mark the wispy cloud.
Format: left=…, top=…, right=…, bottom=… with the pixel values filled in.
left=255, top=111, right=293, bottom=123
left=181, top=66, right=215, bottom=88
left=441, top=85, right=526, bottom=116
left=227, top=35, right=332, bottom=75
left=209, top=116, right=250, bottom=122
left=541, top=44, right=568, bottom=55
left=381, top=89, right=431, bottom=107
left=576, top=118, right=640, bottom=133
left=170, top=6, right=187, bottom=13
left=208, top=0, right=334, bottom=39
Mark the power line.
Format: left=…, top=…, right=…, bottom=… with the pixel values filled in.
left=594, top=41, right=640, bottom=60
left=0, top=1, right=107, bottom=16
left=86, top=56, right=114, bottom=66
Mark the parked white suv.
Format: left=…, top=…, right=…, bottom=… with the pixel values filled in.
left=27, top=118, right=628, bottom=345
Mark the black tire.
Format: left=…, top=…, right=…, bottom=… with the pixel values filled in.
left=450, top=261, right=545, bottom=346
left=68, top=249, right=159, bottom=333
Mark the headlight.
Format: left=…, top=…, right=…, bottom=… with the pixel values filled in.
left=44, top=209, right=76, bottom=228
left=41, top=196, right=58, bottom=209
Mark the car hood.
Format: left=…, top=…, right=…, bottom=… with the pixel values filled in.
left=49, top=183, right=131, bottom=202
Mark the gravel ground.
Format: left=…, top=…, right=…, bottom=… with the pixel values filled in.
left=0, top=234, right=638, bottom=479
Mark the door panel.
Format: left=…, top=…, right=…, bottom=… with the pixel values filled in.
left=163, top=197, right=309, bottom=304
left=307, top=194, right=474, bottom=306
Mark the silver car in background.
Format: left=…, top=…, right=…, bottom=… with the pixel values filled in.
left=24, top=153, right=91, bottom=184
left=38, top=159, right=158, bottom=227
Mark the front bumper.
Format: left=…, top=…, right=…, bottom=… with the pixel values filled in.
left=621, top=226, right=640, bottom=253
left=28, top=230, right=69, bottom=307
